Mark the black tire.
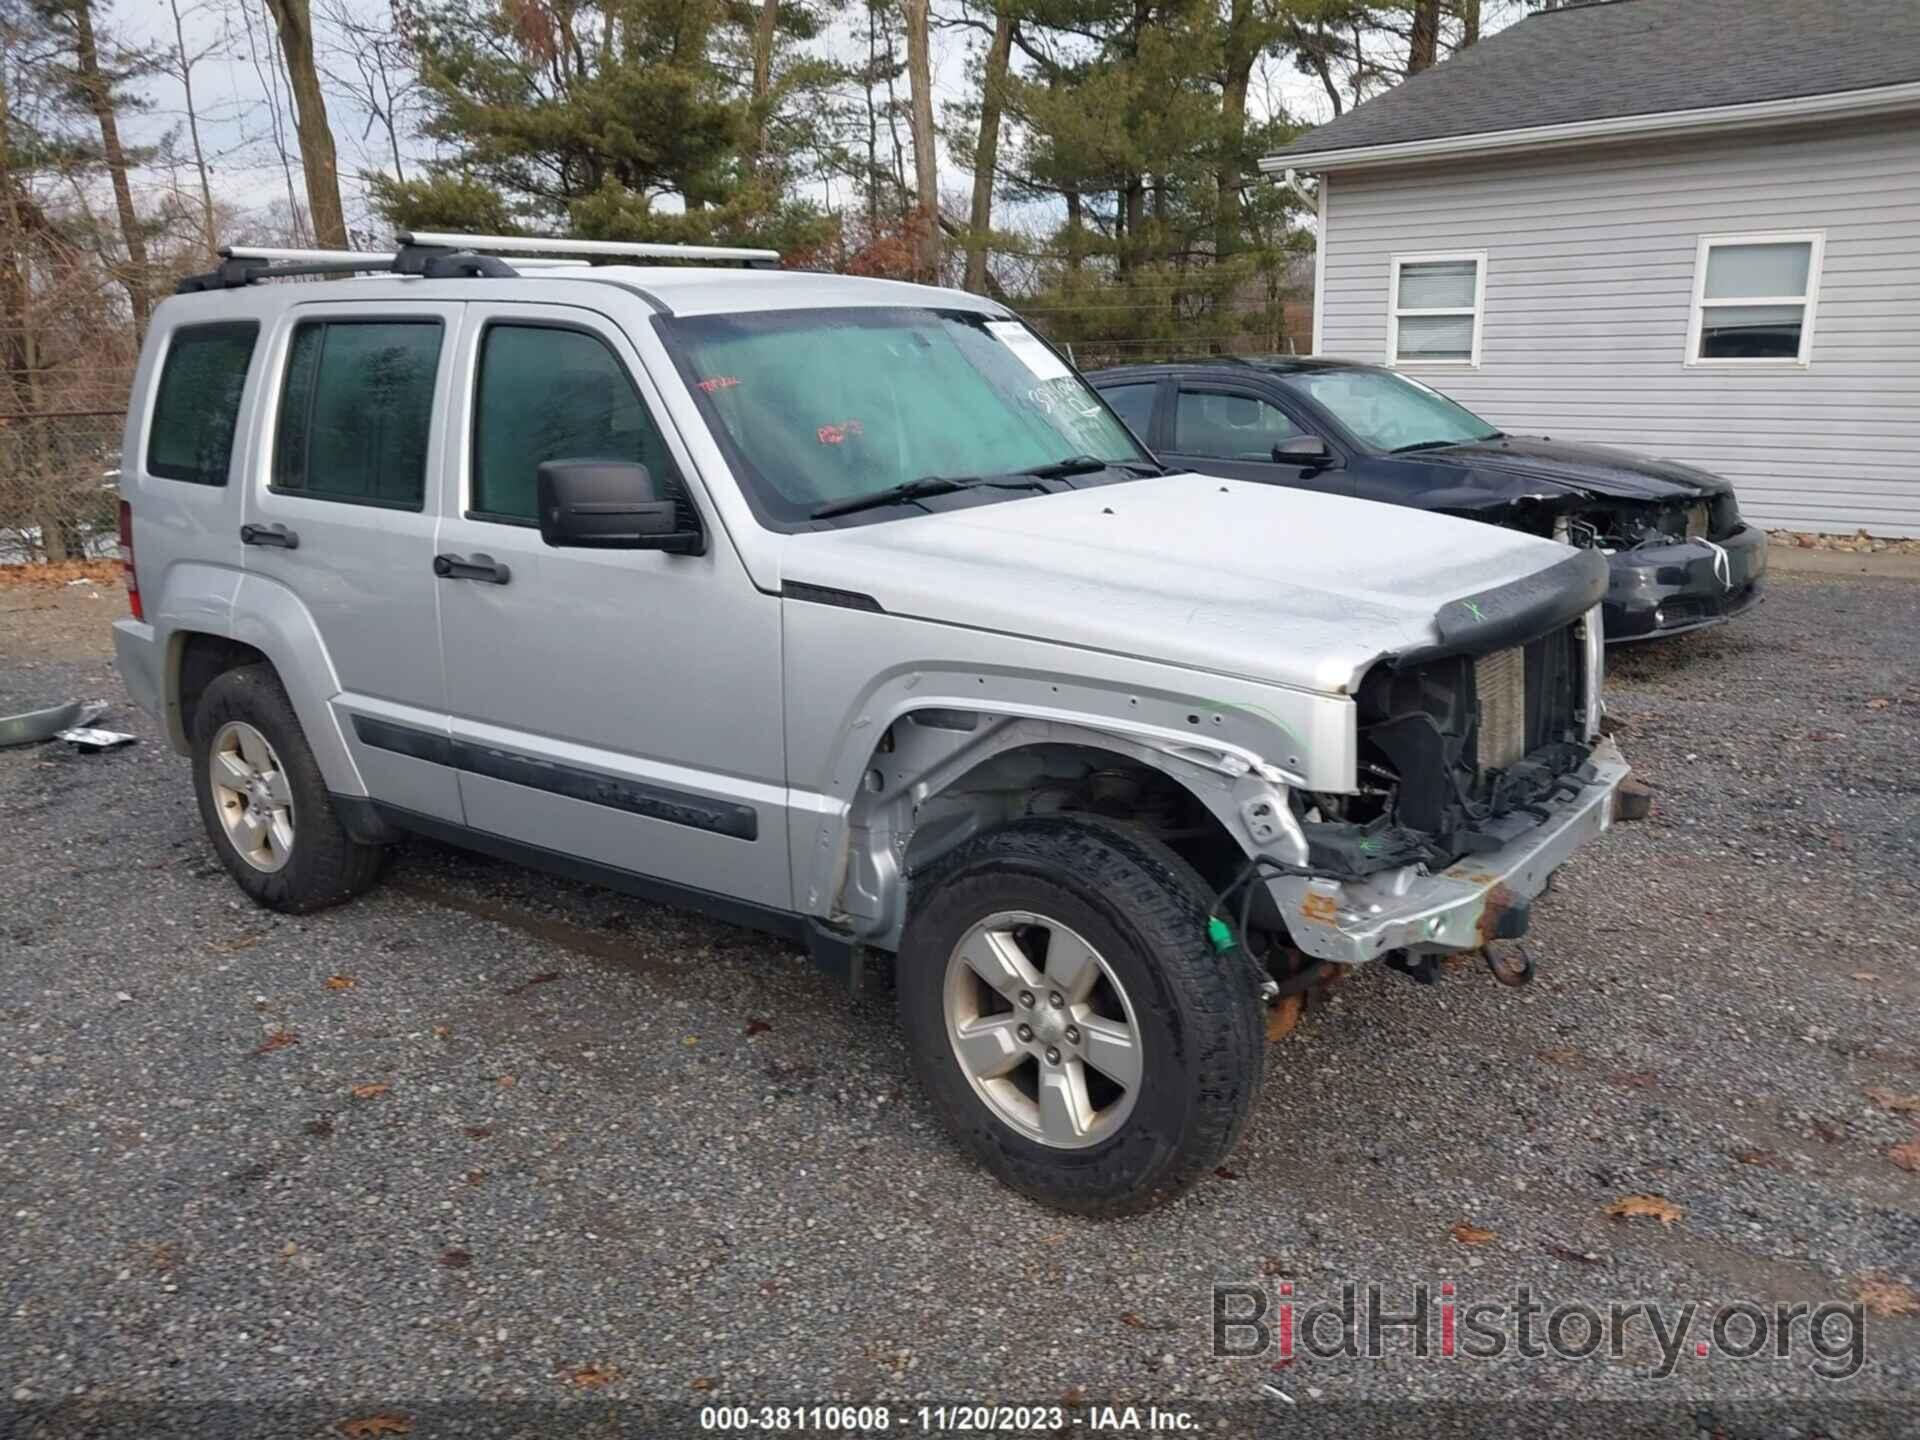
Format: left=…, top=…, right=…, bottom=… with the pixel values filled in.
left=897, top=817, right=1265, bottom=1216
left=190, top=663, right=388, bottom=913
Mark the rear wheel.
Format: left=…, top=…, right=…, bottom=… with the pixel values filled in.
left=898, top=817, right=1263, bottom=1215
left=191, top=663, right=387, bottom=913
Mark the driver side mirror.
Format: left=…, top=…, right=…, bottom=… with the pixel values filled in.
left=537, top=460, right=704, bottom=554
left=1274, top=435, right=1333, bottom=464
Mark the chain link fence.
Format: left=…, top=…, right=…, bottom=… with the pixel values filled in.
left=0, top=409, right=126, bottom=565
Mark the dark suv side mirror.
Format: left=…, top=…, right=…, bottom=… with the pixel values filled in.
left=1274, top=435, right=1333, bottom=464
left=536, top=460, right=704, bottom=554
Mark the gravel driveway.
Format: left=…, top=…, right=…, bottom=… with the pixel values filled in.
left=2, top=572, right=1916, bottom=1438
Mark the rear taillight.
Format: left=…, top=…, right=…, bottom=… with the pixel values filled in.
left=118, top=499, right=142, bottom=621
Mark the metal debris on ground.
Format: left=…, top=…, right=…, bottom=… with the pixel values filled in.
left=0, top=699, right=106, bottom=748
left=56, top=726, right=136, bottom=752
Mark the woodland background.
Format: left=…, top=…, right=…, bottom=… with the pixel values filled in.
left=1, top=0, right=1532, bottom=560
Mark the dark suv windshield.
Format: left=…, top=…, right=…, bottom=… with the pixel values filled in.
left=662, top=307, right=1149, bottom=526
left=1279, top=368, right=1500, bottom=452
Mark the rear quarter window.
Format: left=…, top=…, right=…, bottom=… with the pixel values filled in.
left=146, top=322, right=260, bottom=484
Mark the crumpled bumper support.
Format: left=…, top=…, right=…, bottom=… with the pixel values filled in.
left=1267, top=737, right=1632, bottom=964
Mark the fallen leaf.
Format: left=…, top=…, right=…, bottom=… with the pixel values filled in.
left=1866, top=697, right=1891, bottom=710
left=336, top=1417, right=411, bottom=1439
left=1853, top=972, right=1882, bottom=983
left=1608, top=1070, right=1658, bottom=1089
left=683, top=1036, right=699, bottom=1046
left=1062, top=1385, right=1088, bottom=1408
left=439, top=1249, right=472, bottom=1269
left=1888, top=1140, right=1920, bottom=1173
left=1540, top=1240, right=1603, bottom=1266
left=350, top=1082, right=390, bottom=1101
left=1812, top=1119, right=1845, bottom=1144
left=690, top=1377, right=716, bottom=1392
left=324, top=975, right=355, bottom=991
left=1450, top=1222, right=1496, bottom=1246
left=497, top=1075, right=516, bottom=1088
left=1732, top=1148, right=1784, bottom=1170
left=1265, top=992, right=1305, bottom=1042
left=1605, top=1194, right=1685, bottom=1227
left=570, top=1366, right=617, bottom=1389
left=432, top=1025, right=451, bottom=1039
left=465, top=1170, right=486, bottom=1186
left=1536, top=1047, right=1585, bottom=1068
left=505, top=970, right=562, bottom=997
left=1853, top=1276, right=1918, bottom=1318
left=251, top=1029, right=299, bottom=1057
left=151, top=1242, right=179, bottom=1272
left=1864, top=1087, right=1920, bottom=1114
left=210, top=934, right=263, bottom=955
left=1119, top=1310, right=1172, bottom=1331
left=744, top=1019, right=772, bottom=1037
left=1213, top=1165, right=1239, bottom=1181
left=464, top=1126, right=493, bottom=1139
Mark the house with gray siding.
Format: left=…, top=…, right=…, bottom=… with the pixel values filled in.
left=1261, top=0, right=1920, bottom=537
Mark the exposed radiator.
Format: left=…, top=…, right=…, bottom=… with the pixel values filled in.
left=1475, top=645, right=1528, bottom=773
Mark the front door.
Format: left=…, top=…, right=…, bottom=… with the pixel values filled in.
left=1159, top=383, right=1350, bottom=495
left=240, top=300, right=466, bottom=823
left=431, top=301, right=790, bottom=910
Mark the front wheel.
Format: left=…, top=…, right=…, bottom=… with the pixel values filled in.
left=897, top=818, right=1264, bottom=1216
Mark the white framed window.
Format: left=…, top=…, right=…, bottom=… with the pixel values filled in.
left=1686, top=231, right=1824, bottom=365
left=1387, top=251, right=1486, bottom=367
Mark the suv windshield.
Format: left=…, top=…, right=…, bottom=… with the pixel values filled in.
left=663, top=307, right=1148, bottom=525
left=1279, top=368, right=1500, bottom=452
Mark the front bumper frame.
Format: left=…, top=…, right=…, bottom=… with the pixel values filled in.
left=1268, top=737, right=1632, bottom=965
left=1603, top=523, right=1767, bottom=643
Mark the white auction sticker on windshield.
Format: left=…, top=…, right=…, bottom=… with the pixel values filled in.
left=986, top=320, right=1072, bottom=381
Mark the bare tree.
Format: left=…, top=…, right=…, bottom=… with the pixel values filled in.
left=168, top=0, right=217, bottom=261
left=315, top=0, right=414, bottom=187
left=900, top=0, right=939, bottom=280
left=64, top=0, right=151, bottom=333
left=262, top=0, right=347, bottom=247
left=1407, top=0, right=1441, bottom=73
left=238, top=0, right=307, bottom=241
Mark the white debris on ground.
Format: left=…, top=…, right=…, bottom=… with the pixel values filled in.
left=1768, top=529, right=1920, bottom=555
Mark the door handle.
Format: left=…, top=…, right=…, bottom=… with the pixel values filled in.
left=433, top=552, right=511, bottom=585
left=240, top=522, right=299, bottom=549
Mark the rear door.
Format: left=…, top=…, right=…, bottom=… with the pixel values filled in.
left=241, top=300, right=466, bottom=823
left=1159, top=381, right=1351, bottom=495
left=430, top=300, right=790, bottom=910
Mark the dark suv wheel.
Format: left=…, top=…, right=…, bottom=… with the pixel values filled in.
left=190, top=663, right=387, bottom=912
left=897, top=817, right=1264, bottom=1215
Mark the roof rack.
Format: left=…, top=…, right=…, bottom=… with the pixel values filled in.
left=177, top=232, right=781, bottom=294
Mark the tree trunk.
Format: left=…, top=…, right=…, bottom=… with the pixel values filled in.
left=900, top=0, right=940, bottom=282
left=169, top=0, right=218, bottom=261
left=1458, top=0, right=1481, bottom=47
left=1407, top=0, right=1440, bottom=75
left=71, top=0, right=150, bottom=334
left=263, top=0, right=348, bottom=248
left=1063, top=190, right=1082, bottom=272
left=1216, top=0, right=1253, bottom=261
left=963, top=3, right=1013, bottom=294
left=747, top=0, right=779, bottom=177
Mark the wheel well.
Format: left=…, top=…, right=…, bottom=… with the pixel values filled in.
left=904, top=740, right=1245, bottom=897
left=176, top=634, right=270, bottom=738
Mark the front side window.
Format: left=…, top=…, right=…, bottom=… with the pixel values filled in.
left=1100, top=382, right=1158, bottom=442
left=1389, top=253, right=1485, bottom=366
left=1172, top=390, right=1297, bottom=460
left=1689, top=233, right=1822, bottom=363
left=472, top=324, right=683, bottom=523
left=663, top=308, right=1150, bottom=526
left=1281, top=368, right=1499, bottom=453
left=272, top=320, right=442, bottom=508
left=147, top=322, right=259, bottom=484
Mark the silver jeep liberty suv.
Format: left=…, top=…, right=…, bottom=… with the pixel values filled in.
left=113, top=233, right=1631, bottom=1214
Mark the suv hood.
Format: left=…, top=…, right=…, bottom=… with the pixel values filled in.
left=1410, top=435, right=1733, bottom=503
left=783, top=474, right=1585, bottom=694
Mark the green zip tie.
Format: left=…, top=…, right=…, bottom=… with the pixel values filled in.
left=1206, top=915, right=1236, bottom=953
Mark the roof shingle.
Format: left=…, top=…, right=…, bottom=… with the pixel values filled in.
left=1265, top=0, right=1920, bottom=164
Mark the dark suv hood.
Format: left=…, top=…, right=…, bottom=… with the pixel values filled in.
left=1412, top=435, right=1733, bottom=504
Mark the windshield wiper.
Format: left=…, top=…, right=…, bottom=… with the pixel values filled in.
left=809, top=473, right=1047, bottom=520
left=1390, top=432, right=1502, bottom=454
left=1019, top=453, right=1165, bottom=479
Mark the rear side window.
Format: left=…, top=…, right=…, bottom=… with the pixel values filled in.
left=1099, top=382, right=1158, bottom=443
left=272, top=320, right=442, bottom=509
left=147, top=322, right=259, bottom=484
left=471, top=323, right=684, bottom=523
